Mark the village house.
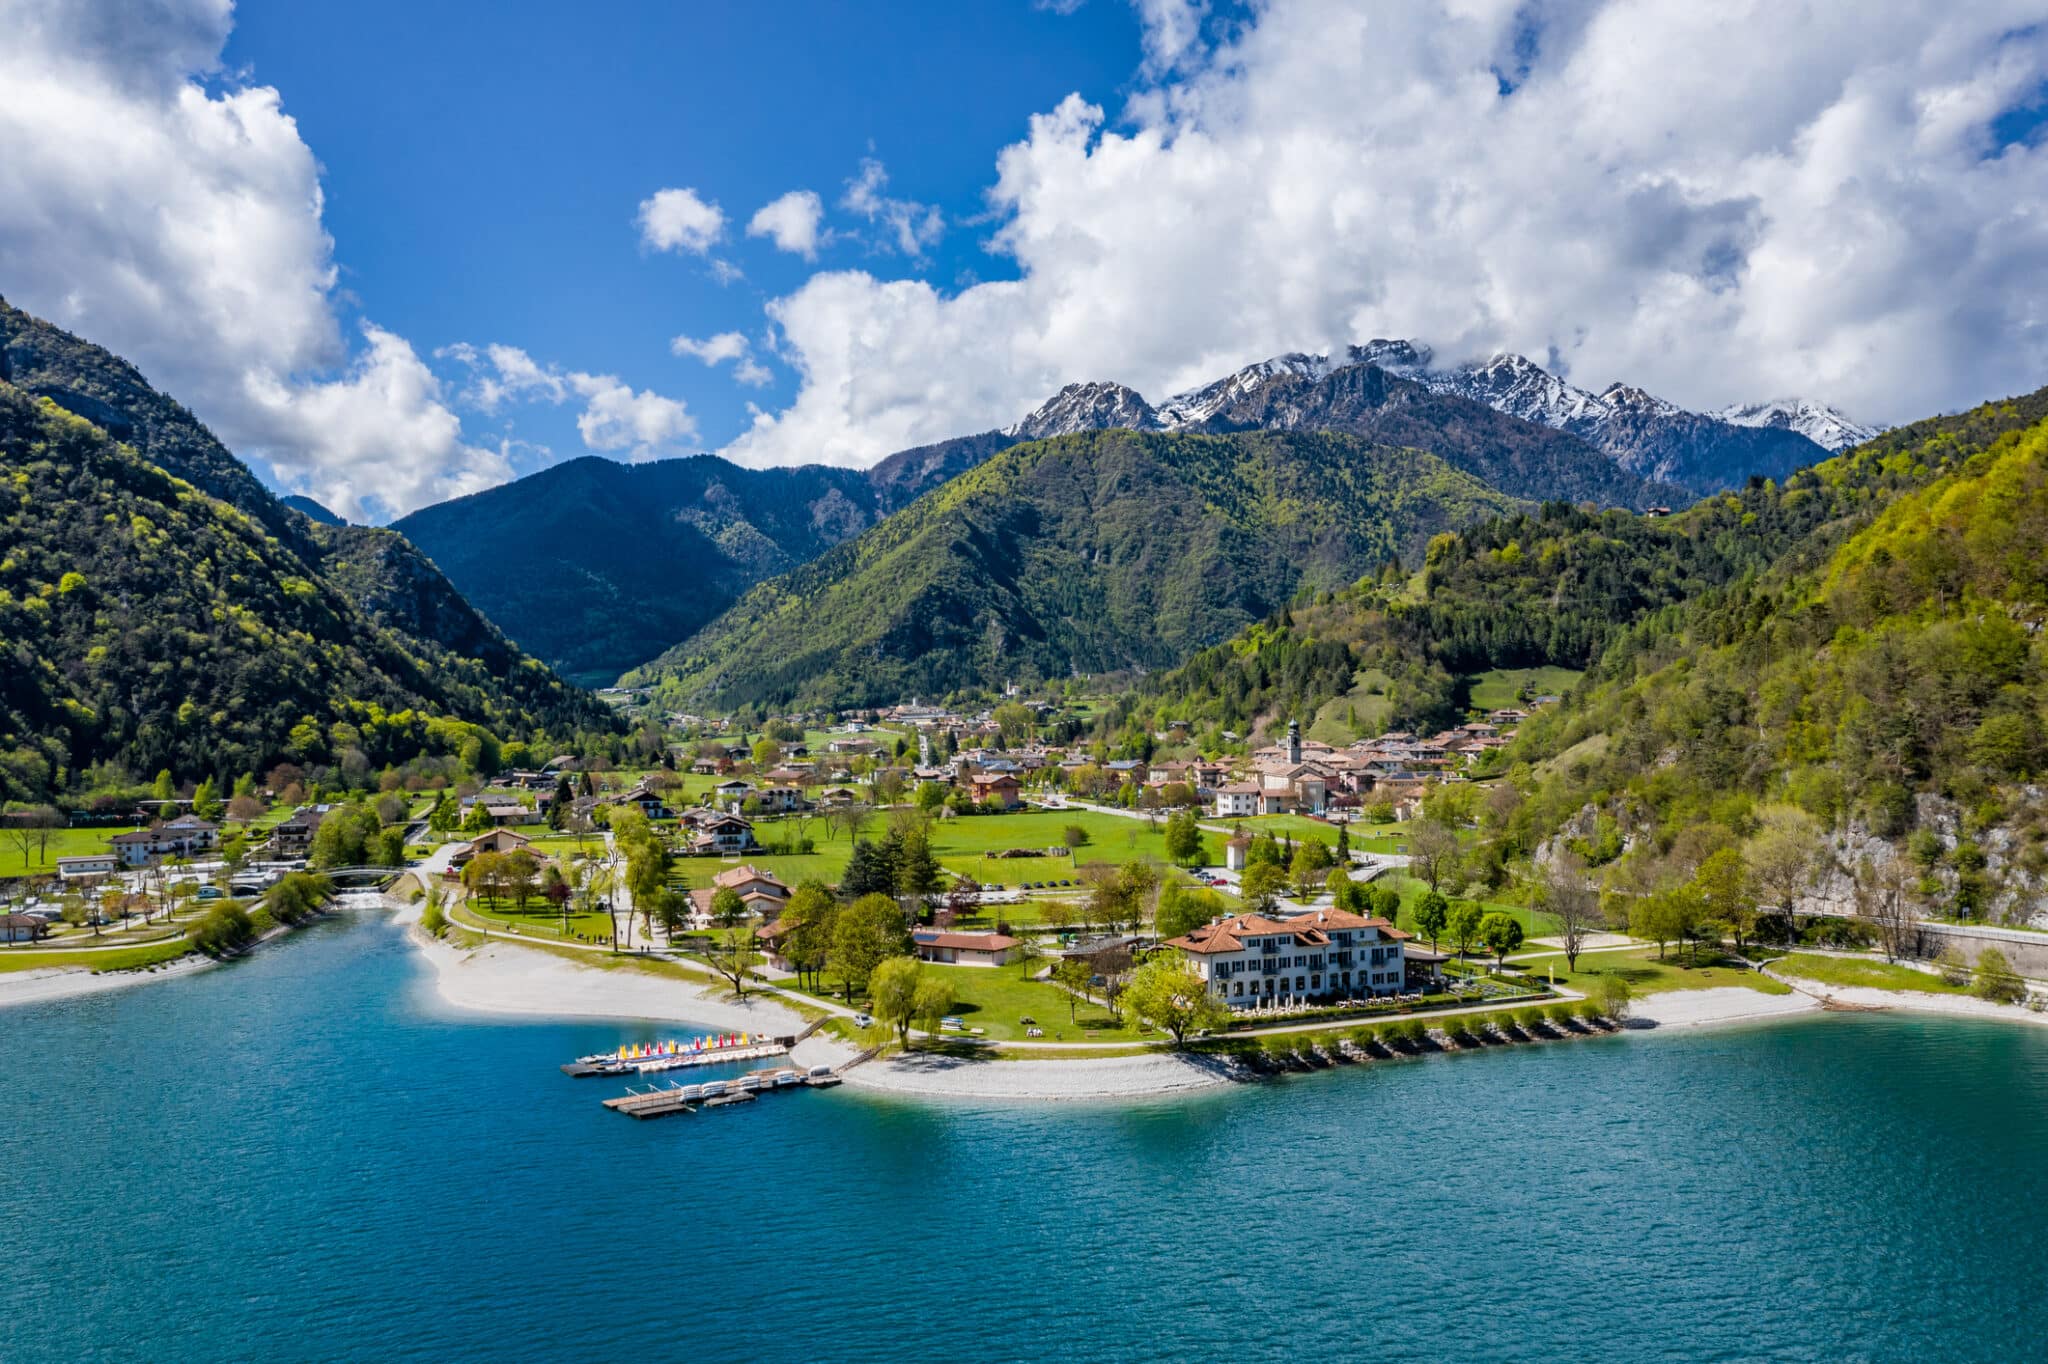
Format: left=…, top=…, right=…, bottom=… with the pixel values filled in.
left=110, top=816, right=221, bottom=867
left=1165, top=907, right=1411, bottom=1010
left=968, top=773, right=1023, bottom=809
left=1103, top=758, right=1148, bottom=787
left=1, top=913, right=49, bottom=943
left=615, top=782, right=669, bottom=819
left=449, top=827, right=534, bottom=867
left=269, top=806, right=327, bottom=859
left=711, top=864, right=791, bottom=914
left=912, top=929, right=1018, bottom=968
left=686, top=813, right=757, bottom=856
left=460, top=794, right=528, bottom=827
left=56, top=853, right=118, bottom=881
left=1224, top=832, right=1253, bottom=872
left=712, top=778, right=753, bottom=808
left=1214, top=781, right=1261, bottom=819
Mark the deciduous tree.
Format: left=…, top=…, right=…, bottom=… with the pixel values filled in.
left=1120, top=956, right=1229, bottom=1045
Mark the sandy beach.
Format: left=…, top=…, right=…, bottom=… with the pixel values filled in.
left=1628, top=986, right=1821, bottom=1030
left=412, top=923, right=807, bottom=1034
left=0, top=952, right=218, bottom=1009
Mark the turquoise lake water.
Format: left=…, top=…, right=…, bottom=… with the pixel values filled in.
left=4, top=910, right=2046, bottom=1362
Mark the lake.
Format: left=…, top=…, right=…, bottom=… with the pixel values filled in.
left=3, top=910, right=2044, bottom=1362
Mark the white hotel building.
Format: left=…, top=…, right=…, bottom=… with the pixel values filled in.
left=1165, top=907, right=1410, bottom=1010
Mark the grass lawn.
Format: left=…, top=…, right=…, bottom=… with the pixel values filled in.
left=458, top=896, right=612, bottom=942
left=0, top=938, right=193, bottom=972
left=787, top=957, right=1151, bottom=1043
left=931, top=808, right=1191, bottom=885
left=1513, top=946, right=1792, bottom=997
left=1771, top=953, right=1965, bottom=994
left=690, top=842, right=854, bottom=891
left=0, top=826, right=140, bottom=880
left=1466, top=665, right=1583, bottom=710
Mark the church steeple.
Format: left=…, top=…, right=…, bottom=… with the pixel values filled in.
left=1286, top=718, right=1302, bottom=765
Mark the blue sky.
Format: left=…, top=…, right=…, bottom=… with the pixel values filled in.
left=3, top=1, right=2046, bottom=522
left=220, top=0, right=1150, bottom=481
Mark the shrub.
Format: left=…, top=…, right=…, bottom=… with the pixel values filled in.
left=1935, top=944, right=1971, bottom=987
left=1573, top=999, right=1604, bottom=1023
left=189, top=901, right=254, bottom=956
left=1598, top=974, right=1633, bottom=1021
left=1350, top=1025, right=1379, bottom=1050
left=1972, top=948, right=2026, bottom=1005
left=1546, top=1002, right=1577, bottom=1027
left=421, top=896, right=449, bottom=939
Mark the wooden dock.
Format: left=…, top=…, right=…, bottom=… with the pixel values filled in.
left=600, top=1065, right=823, bottom=1119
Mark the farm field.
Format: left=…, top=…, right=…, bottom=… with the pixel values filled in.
left=1465, top=665, right=1582, bottom=711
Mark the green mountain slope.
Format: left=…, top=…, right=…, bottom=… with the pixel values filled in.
left=628, top=428, right=1527, bottom=711
left=1116, top=386, right=2048, bottom=749
left=1498, top=389, right=2048, bottom=858
left=391, top=434, right=1012, bottom=685
left=0, top=316, right=618, bottom=804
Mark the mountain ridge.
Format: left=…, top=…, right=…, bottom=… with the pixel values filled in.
left=627, top=427, right=1530, bottom=711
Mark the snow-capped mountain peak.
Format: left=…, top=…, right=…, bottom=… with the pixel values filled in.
left=1712, top=398, right=1880, bottom=452
left=1412, top=350, right=1612, bottom=432
left=1004, top=381, right=1159, bottom=440
left=1598, top=381, right=1683, bottom=418
left=1347, top=338, right=1434, bottom=374
left=1154, top=352, right=1334, bottom=429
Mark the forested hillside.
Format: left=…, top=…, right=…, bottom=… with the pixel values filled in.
left=1116, top=387, right=2048, bottom=748
left=394, top=432, right=1014, bottom=684
left=1107, top=384, right=2048, bottom=917
left=1493, top=389, right=2048, bottom=896
left=0, top=313, right=619, bottom=804
left=630, top=428, right=1526, bottom=711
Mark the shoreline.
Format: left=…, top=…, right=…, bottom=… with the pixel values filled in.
left=0, top=950, right=219, bottom=1009
left=408, top=912, right=808, bottom=1036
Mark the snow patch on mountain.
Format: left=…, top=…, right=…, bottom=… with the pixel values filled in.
left=1712, top=398, right=1880, bottom=451
left=1004, top=381, right=1159, bottom=440
left=1154, top=353, right=1334, bottom=429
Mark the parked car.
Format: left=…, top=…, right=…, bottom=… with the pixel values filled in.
left=853, top=1012, right=875, bottom=1028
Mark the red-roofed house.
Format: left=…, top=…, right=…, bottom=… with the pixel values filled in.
left=912, top=930, right=1018, bottom=967
left=1165, top=907, right=1409, bottom=1009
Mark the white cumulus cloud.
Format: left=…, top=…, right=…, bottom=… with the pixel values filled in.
left=747, top=189, right=828, bottom=259
left=671, top=331, right=772, bottom=386
left=725, top=0, right=2048, bottom=470
left=566, top=373, right=697, bottom=459
left=443, top=343, right=700, bottom=460
left=840, top=158, right=944, bottom=258
left=636, top=186, right=726, bottom=254
left=0, top=0, right=506, bottom=522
